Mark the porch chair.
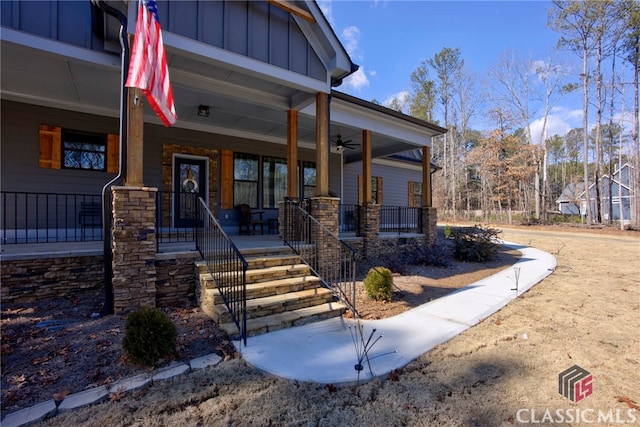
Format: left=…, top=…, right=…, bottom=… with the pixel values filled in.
left=238, top=204, right=264, bottom=235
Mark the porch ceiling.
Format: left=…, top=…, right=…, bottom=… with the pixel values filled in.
left=1, top=30, right=445, bottom=161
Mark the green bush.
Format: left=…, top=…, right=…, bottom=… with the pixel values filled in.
left=451, top=225, right=501, bottom=262
left=122, top=306, right=177, bottom=367
left=444, top=224, right=452, bottom=239
left=363, top=267, right=393, bottom=302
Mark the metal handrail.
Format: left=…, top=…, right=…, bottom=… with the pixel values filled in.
left=195, top=198, right=248, bottom=346
left=282, top=198, right=358, bottom=316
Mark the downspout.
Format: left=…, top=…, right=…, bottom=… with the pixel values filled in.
left=92, top=0, right=129, bottom=315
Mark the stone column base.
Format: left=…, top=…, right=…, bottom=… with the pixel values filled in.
left=111, top=186, right=158, bottom=313
left=357, top=204, right=380, bottom=258
left=421, top=206, right=438, bottom=246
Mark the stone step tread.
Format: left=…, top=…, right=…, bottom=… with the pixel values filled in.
left=204, top=275, right=322, bottom=301
left=200, top=264, right=311, bottom=285
left=196, top=253, right=301, bottom=271
left=244, top=254, right=301, bottom=267
left=240, top=246, right=295, bottom=257
left=220, top=301, right=348, bottom=337
left=212, top=287, right=335, bottom=322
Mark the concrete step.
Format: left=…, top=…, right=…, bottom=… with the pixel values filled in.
left=213, top=287, right=335, bottom=324
left=220, top=301, right=348, bottom=338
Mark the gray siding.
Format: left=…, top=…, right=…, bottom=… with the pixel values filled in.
left=343, top=161, right=422, bottom=206
left=2, top=0, right=326, bottom=81
left=1, top=101, right=120, bottom=195
left=1, top=99, right=318, bottom=200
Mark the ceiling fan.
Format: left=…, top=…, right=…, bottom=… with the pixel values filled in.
left=332, top=135, right=359, bottom=150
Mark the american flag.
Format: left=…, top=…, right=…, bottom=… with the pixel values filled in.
left=125, top=0, right=177, bottom=127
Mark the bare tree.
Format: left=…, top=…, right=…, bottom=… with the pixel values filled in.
left=621, top=0, right=640, bottom=228
left=549, top=0, right=599, bottom=224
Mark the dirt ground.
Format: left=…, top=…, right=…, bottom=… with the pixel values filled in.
left=3, top=224, right=640, bottom=426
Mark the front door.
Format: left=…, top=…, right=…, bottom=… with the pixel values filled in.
left=174, top=156, right=207, bottom=228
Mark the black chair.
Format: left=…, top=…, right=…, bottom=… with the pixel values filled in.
left=238, top=204, right=264, bottom=235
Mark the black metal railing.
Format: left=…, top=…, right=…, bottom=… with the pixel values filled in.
left=1, top=191, right=103, bottom=244
left=195, top=198, right=248, bottom=346
left=283, top=198, right=357, bottom=316
left=339, top=204, right=359, bottom=232
left=379, top=205, right=422, bottom=233
left=155, top=191, right=199, bottom=248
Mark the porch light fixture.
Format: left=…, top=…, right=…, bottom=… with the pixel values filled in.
left=197, top=105, right=210, bottom=117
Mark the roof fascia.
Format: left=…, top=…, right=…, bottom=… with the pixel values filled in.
left=294, top=1, right=355, bottom=84
left=332, top=91, right=447, bottom=134
left=300, top=93, right=445, bottom=146
left=163, top=32, right=331, bottom=96
left=1, top=27, right=119, bottom=69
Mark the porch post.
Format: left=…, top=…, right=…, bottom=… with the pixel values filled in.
left=287, top=109, right=299, bottom=199
left=281, top=109, right=299, bottom=237
left=125, top=60, right=144, bottom=186
left=357, top=129, right=380, bottom=257
left=421, top=146, right=437, bottom=245
left=315, top=92, right=330, bottom=196
left=362, top=129, right=372, bottom=204
left=422, top=146, right=432, bottom=208
left=109, top=36, right=157, bottom=313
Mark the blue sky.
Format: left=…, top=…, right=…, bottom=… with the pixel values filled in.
left=319, top=0, right=585, bottom=141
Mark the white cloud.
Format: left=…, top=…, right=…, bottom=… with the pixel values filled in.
left=530, top=105, right=584, bottom=144
left=341, top=66, right=370, bottom=92
left=316, top=0, right=333, bottom=26
left=383, top=91, right=410, bottom=112
left=341, top=26, right=361, bottom=58
left=369, top=70, right=377, bottom=77
left=337, top=24, right=370, bottom=91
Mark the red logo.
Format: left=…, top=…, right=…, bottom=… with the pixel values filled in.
left=559, top=365, right=593, bottom=402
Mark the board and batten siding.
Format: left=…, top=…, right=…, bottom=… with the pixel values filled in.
left=342, top=161, right=423, bottom=207
left=1, top=0, right=326, bottom=82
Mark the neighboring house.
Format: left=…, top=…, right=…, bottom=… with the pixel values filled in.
left=1, top=0, right=446, bottom=315
left=555, top=163, right=635, bottom=222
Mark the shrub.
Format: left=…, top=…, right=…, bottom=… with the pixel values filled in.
left=451, top=225, right=501, bottom=262
left=122, top=306, right=177, bottom=367
left=363, top=267, right=393, bottom=302
left=356, top=240, right=451, bottom=277
left=444, top=224, right=452, bottom=239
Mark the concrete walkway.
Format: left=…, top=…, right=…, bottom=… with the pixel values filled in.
left=234, top=242, right=556, bottom=385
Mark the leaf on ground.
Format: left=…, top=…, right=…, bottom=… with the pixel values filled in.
left=109, top=386, right=126, bottom=402
left=8, top=374, right=27, bottom=386
left=388, top=369, right=401, bottom=381
left=53, top=387, right=71, bottom=402
left=31, top=355, right=52, bottom=365
left=1, top=344, right=12, bottom=355
left=614, top=395, right=640, bottom=410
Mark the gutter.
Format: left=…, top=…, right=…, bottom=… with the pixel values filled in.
left=92, top=0, right=129, bottom=315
